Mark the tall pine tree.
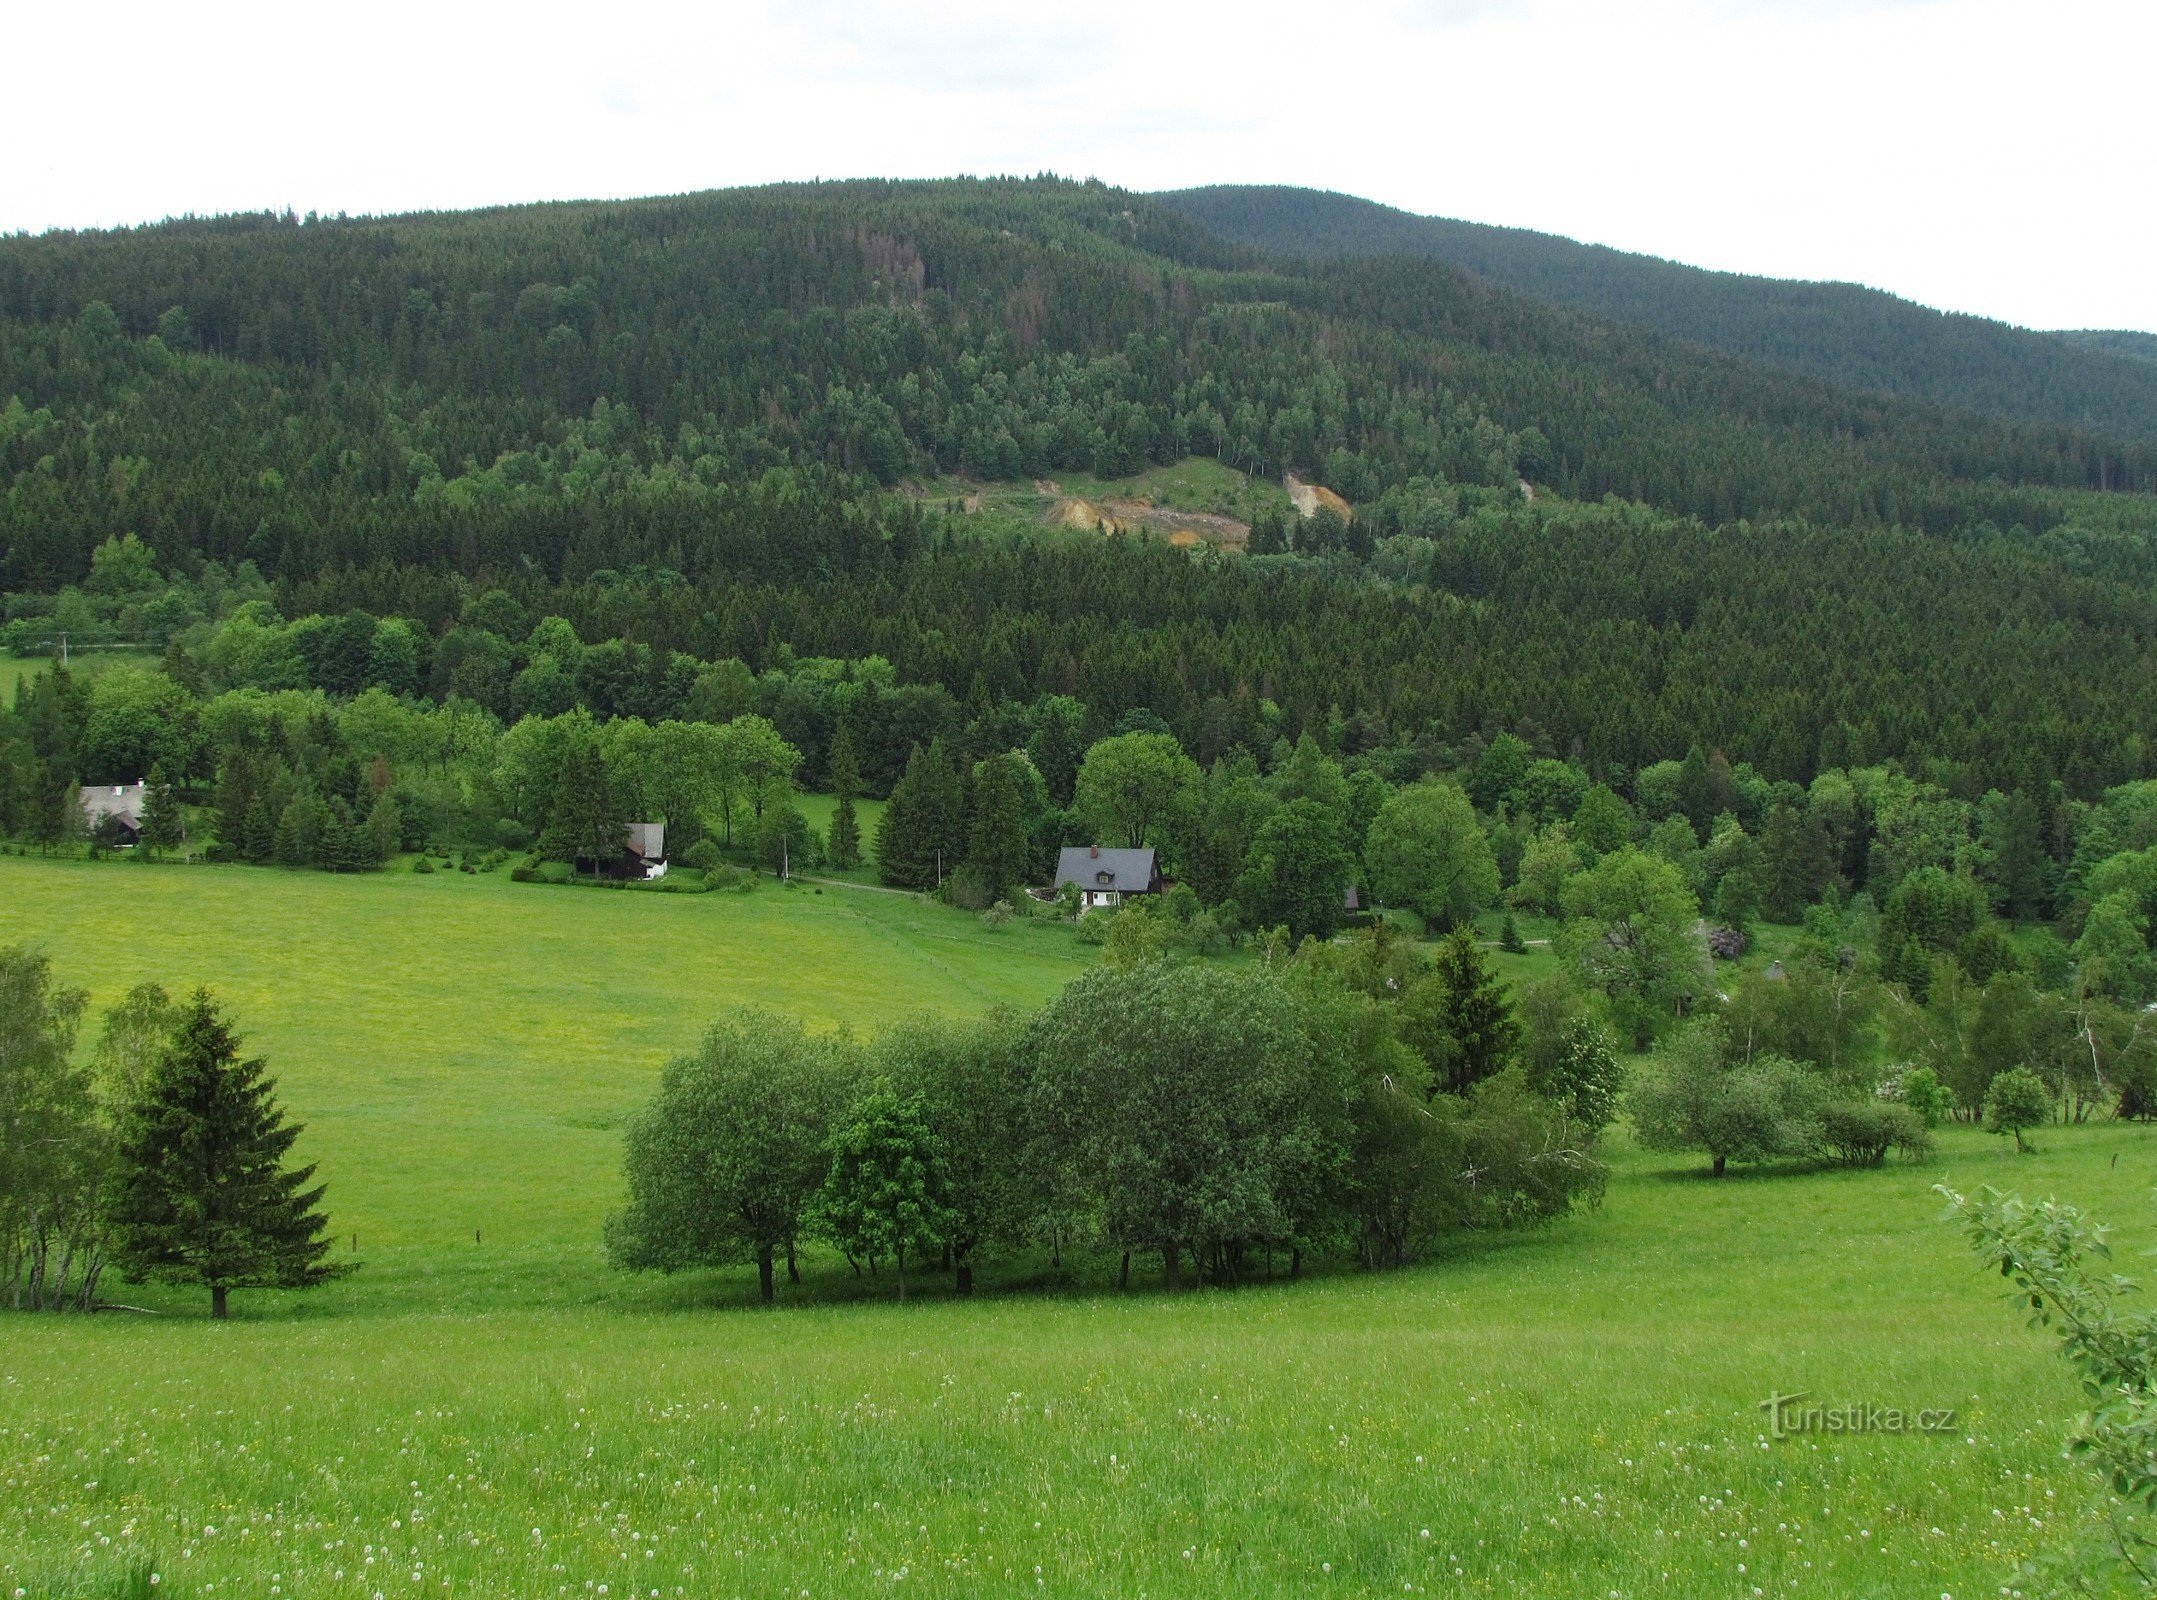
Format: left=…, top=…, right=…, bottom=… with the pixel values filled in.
left=106, top=993, right=349, bottom=1318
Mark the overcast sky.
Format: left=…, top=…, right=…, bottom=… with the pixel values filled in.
left=13, top=0, right=2150, bottom=332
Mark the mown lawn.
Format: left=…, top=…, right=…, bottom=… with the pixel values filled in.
left=1, top=853, right=2147, bottom=1598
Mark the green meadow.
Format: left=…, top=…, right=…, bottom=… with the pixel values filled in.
left=0, top=856, right=1085, bottom=1248
left=0, top=853, right=2141, bottom=1597
left=0, top=648, right=158, bottom=700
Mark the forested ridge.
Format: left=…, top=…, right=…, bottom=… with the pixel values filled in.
left=4, top=175, right=2157, bottom=800
left=1161, top=184, right=2157, bottom=442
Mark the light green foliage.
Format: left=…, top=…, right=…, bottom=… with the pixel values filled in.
left=1984, top=1065, right=2053, bottom=1153
left=1944, top=1185, right=2157, bottom=1595
left=1508, top=821, right=1580, bottom=917
left=869, top=1012, right=1031, bottom=1293
left=1364, top=780, right=1498, bottom=928
left=1723, top=952, right=1879, bottom=1090
left=1571, top=782, right=1634, bottom=858
left=1629, top=1020, right=1824, bottom=1176
left=1073, top=732, right=1200, bottom=851
left=815, top=1079, right=953, bottom=1300
left=0, top=947, right=100, bottom=1310
left=1025, top=963, right=1348, bottom=1287
left=1528, top=1017, right=1626, bottom=1135
left=1271, top=734, right=1349, bottom=814
left=1100, top=899, right=1176, bottom=968
left=1558, top=846, right=1705, bottom=1046
left=1896, top=1063, right=1951, bottom=1127
left=607, top=1012, right=856, bottom=1301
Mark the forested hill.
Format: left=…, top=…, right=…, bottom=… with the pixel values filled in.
left=1159, top=184, right=2157, bottom=441
left=3, top=174, right=2151, bottom=594
left=2056, top=330, right=2157, bottom=367
left=6, top=176, right=2157, bottom=798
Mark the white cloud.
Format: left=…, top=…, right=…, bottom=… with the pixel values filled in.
left=5, top=0, right=2151, bottom=331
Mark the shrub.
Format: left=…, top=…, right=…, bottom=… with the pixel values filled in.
left=1817, top=1100, right=1929, bottom=1167
left=1184, top=909, right=1230, bottom=958
left=1527, top=1018, right=1626, bottom=1136
left=1983, top=1065, right=2052, bottom=1153
left=510, top=865, right=538, bottom=883
left=1630, top=1020, right=1823, bottom=1176
left=411, top=856, right=434, bottom=874
left=2119, top=1057, right=2157, bottom=1122
left=682, top=839, right=724, bottom=874
left=1074, top=907, right=1116, bottom=945
left=981, top=900, right=1015, bottom=930
left=947, top=864, right=998, bottom=912
left=1891, top=1063, right=1950, bottom=1126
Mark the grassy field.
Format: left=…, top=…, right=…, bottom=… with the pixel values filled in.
left=0, top=647, right=159, bottom=700
left=0, top=855, right=1086, bottom=1248
left=0, top=853, right=2144, bottom=1598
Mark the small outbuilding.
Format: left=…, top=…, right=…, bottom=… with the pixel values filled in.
left=1053, top=845, right=1162, bottom=911
left=620, top=822, right=668, bottom=880
left=79, top=781, right=146, bottom=846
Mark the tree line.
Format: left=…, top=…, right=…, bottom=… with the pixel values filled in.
left=608, top=941, right=1613, bottom=1301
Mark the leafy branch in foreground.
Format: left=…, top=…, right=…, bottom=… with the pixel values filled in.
left=1942, top=1184, right=2157, bottom=1594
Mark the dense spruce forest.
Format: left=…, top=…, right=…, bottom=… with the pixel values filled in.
left=4, top=174, right=2157, bottom=812
left=1161, top=184, right=2157, bottom=442
left=2057, top=329, right=2157, bottom=367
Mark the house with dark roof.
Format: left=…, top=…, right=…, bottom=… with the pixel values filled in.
left=1053, top=845, right=1163, bottom=911
left=79, top=781, right=146, bottom=846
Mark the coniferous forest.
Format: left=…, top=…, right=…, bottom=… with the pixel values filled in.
left=3, top=175, right=2155, bottom=804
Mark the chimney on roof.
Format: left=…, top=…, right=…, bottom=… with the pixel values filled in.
left=1090, top=845, right=1099, bottom=858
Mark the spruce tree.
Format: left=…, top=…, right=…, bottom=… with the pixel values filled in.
left=544, top=733, right=625, bottom=878
left=211, top=752, right=256, bottom=853
left=877, top=744, right=936, bottom=888
left=31, top=762, right=77, bottom=854
left=966, top=753, right=1033, bottom=900
left=826, top=728, right=863, bottom=870
left=138, top=765, right=184, bottom=857
left=828, top=794, right=862, bottom=871
left=1425, top=926, right=1522, bottom=1095
left=106, top=992, right=350, bottom=1318
left=240, top=794, right=276, bottom=862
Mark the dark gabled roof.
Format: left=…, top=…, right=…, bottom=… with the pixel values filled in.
left=79, top=782, right=146, bottom=827
left=1053, top=846, right=1157, bottom=894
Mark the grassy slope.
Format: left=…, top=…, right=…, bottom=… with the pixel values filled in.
left=4, top=1117, right=2130, bottom=1596
left=0, top=648, right=159, bottom=699
left=0, top=855, right=1086, bottom=1247
left=0, top=854, right=2144, bottom=1597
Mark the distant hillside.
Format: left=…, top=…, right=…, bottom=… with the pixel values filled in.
left=2057, top=329, right=2157, bottom=366
left=1159, top=185, right=2157, bottom=441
